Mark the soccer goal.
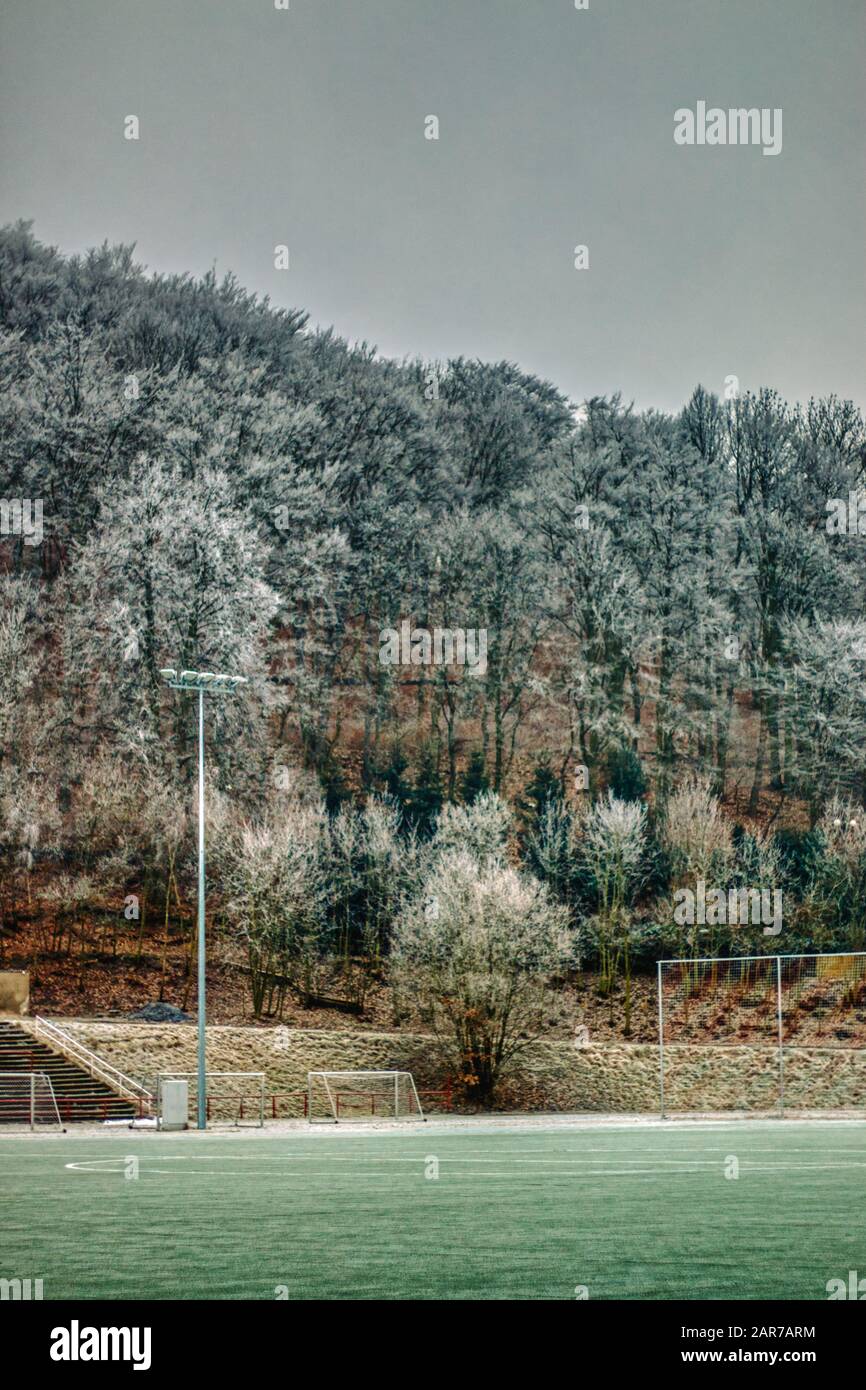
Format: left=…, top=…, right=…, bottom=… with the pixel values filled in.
left=156, top=1072, right=266, bottom=1127
left=657, top=951, right=866, bottom=1117
left=0, top=1072, right=65, bottom=1130
left=307, top=1070, right=425, bottom=1123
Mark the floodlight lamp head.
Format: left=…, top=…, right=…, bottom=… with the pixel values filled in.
left=161, top=664, right=248, bottom=694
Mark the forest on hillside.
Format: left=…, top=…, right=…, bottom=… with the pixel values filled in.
left=2, top=223, right=866, bottom=1054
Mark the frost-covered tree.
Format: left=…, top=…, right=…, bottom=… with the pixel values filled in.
left=58, top=454, right=278, bottom=782
left=580, top=792, right=647, bottom=1016
left=783, top=619, right=866, bottom=819
left=393, top=850, right=574, bottom=1103
left=218, top=804, right=331, bottom=1017
left=429, top=791, right=512, bottom=865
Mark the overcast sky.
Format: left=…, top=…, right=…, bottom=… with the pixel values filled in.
left=1, top=0, right=863, bottom=413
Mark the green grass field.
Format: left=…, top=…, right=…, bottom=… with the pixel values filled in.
left=1, top=1120, right=864, bottom=1300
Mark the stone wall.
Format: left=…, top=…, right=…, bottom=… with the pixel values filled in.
left=56, top=1019, right=866, bottom=1115
left=522, top=1040, right=866, bottom=1112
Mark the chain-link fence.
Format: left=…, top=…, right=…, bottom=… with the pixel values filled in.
left=657, top=952, right=866, bottom=1115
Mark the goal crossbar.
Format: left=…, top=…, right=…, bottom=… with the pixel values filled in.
left=307, top=1070, right=425, bottom=1124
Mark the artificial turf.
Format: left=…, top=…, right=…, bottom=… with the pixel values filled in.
left=1, top=1120, right=863, bottom=1300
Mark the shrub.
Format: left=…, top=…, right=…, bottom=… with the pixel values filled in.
left=661, top=775, right=732, bottom=886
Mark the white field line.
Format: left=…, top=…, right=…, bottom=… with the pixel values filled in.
left=63, top=1156, right=866, bottom=1177
left=1, top=1137, right=858, bottom=1163
left=56, top=1145, right=866, bottom=1162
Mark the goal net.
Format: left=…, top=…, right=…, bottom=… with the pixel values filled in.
left=658, top=952, right=866, bottom=1116
left=308, top=1070, right=425, bottom=1124
left=155, top=1072, right=265, bottom=1127
left=0, top=1072, right=64, bottom=1130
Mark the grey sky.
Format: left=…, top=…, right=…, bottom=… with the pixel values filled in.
left=1, top=0, right=863, bottom=413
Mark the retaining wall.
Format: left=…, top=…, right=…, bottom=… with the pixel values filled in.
left=56, top=1020, right=866, bottom=1115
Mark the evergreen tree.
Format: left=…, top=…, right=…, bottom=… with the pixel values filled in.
left=459, top=748, right=489, bottom=803
left=518, top=757, right=563, bottom=830
left=407, top=745, right=444, bottom=839
left=606, top=745, right=647, bottom=803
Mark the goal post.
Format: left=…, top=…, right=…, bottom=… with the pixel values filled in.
left=307, top=1070, right=425, bottom=1124
left=156, top=1071, right=265, bottom=1127
left=0, top=1072, right=64, bottom=1130
left=658, top=951, right=866, bottom=1118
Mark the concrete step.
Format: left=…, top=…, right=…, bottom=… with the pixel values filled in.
left=0, top=1021, right=137, bottom=1121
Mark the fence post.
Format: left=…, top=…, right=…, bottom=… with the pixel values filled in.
left=776, top=955, right=785, bottom=1116
left=30, top=1072, right=35, bottom=1131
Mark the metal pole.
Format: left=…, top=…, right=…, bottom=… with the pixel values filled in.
left=657, top=960, right=665, bottom=1118
left=30, top=1072, right=35, bottom=1131
left=776, top=954, right=785, bottom=1118
left=197, top=687, right=206, bottom=1131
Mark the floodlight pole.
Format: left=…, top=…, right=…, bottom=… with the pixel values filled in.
left=160, top=667, right=247, bottom=1132
left=657, top=960, right=665, bottom=1119
left=776, top=954, right=785, bottom=1118
left=196, top=686, right=206, bottom=1131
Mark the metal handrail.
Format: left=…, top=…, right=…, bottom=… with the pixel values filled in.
left=24, top=1017, right=154, bottom=1110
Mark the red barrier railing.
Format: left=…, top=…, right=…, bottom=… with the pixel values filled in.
left=3, top=1081, right=455, bottom=1123
left=0, top=1093, right=140, bottom=1120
